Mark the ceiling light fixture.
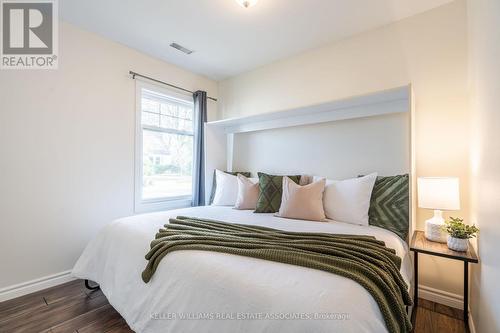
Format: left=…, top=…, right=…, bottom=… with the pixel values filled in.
left=236, top=0, right=258, bottom=8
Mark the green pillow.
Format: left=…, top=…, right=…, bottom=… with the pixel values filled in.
left=255, top=173, right=301, bottom=213
left=368, top=174, right=409, bottom=240
left=209, top=170, right=251, bottom=205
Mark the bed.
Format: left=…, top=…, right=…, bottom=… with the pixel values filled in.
left=74, top=86, right=414, bottom=332
left=72, top=205, right=413, bottom=333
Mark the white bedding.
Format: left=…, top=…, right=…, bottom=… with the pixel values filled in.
left=72, top=206, right=412, bottom=333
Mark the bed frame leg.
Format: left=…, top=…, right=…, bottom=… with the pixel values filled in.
left=84, top=279, right=100, bottom=291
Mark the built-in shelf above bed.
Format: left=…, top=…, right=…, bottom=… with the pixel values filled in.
left=204, top=84, right=415, bottom=241
left=207, top=85, right=410, bottom=134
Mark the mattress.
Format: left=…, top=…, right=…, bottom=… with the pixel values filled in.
left=72, top=206, right=413, bottom=333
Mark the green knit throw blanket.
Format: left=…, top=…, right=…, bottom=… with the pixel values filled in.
left=142, top=216, right=412, bottom=333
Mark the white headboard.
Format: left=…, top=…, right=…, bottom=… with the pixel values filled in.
left=206, top=85, right=415, bottom=238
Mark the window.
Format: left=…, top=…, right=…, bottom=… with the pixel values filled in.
left=135, top=81, right=195, bottom=212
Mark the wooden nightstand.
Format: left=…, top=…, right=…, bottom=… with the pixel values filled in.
left=410, top=231, right=479, bottom=328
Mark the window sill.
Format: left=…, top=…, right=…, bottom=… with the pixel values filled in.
left=134, top=197, right=192, bottom=214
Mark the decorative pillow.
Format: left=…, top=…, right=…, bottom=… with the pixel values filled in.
left=234, top=174, right=260, bottom=210
left=212, top=170, right=242, bottom=206
left=368, top=174, right=409, bottom=240
left=299, top=174, right=313, bottom=186
left=255, top=173, right=301, bottom=213
left=314, top=173, right=377, bottom=226
left=209, top=170, right=251, bottom=204
left=277, top=177, right=326, bottom=221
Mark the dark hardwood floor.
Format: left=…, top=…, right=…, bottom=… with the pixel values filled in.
left=0, top=280, right=132, bottom=333
left=412, top=298, right=467, bottom=333
left=0, top=279, right=467, bottom=333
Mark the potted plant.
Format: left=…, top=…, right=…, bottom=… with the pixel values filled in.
left=442, top=217, right=479, bottom=252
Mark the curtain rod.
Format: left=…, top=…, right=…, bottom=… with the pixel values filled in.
left=129, top=70, right=218, bottom=102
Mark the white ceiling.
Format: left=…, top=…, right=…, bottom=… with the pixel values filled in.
left=61, top=0, right=454, bottom=80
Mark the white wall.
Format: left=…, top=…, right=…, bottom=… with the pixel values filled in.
left=219, top=1, right=470, bottom=296
left=232, top=113, right=410, bottom=179
left=0, top=22, right=217, bottom=291
left=468, top=1, right=500, bottom=332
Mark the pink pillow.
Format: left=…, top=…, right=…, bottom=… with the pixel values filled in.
left=234, top=174, right=260, bottom=210
left=277, top=177, right=326, bottom=221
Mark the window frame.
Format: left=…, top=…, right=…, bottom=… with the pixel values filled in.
left=134, top=80, right=195, bottom=213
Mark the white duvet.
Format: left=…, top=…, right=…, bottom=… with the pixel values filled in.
left=72, top=206, right=412, bottom=333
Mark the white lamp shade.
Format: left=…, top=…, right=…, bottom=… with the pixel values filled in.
left=418, top=177, right=460, bottom=210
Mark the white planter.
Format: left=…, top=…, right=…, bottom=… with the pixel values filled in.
left=447, top=236, right=469, bottom=252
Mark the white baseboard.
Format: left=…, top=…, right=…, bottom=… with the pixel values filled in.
left=418, top=284, right=463, bottom=309
left=0, top=270, right=75, bottom=302
left=419, top=284, right=478, bottom=332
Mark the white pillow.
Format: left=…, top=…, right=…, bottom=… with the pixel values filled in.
left=314, top=173, right=377, bottom=226
left=212, top=170, right=239, bottom=206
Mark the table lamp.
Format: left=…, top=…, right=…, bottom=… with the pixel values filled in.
left=417, top=177, right=460, bottom=243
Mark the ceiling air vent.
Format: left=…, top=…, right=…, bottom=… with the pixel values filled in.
left=170, top=42, right=193, bottom=55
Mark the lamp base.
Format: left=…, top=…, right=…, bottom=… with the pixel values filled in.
left=424, top=210, right=447, bottom=243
